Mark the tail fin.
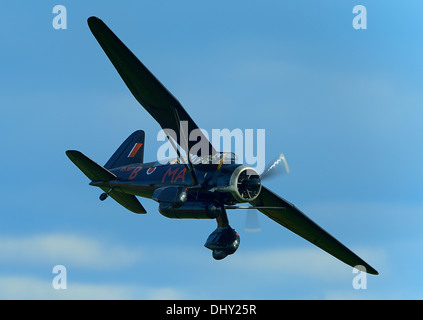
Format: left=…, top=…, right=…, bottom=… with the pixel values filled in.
left=105, top=130, right=145, bottom=169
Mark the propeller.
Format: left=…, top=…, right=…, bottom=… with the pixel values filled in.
left=244, top=153, right=290, bottom=233
left=260, top=153, right=290, bottom=180
left=245, top=209, right=262, bottom=233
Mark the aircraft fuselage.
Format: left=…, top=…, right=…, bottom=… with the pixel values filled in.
left=90, top=161, right=247, bottom=204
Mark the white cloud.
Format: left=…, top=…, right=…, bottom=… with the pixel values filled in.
left=0, top=233, right=191, bottom=299
left=0, top=232, right=387, bottom=299
left=0, top=233, right=142, bottom=270
left=227, top=247, right=346, bottom=280
left=0, top=275, right=186, bottom=300
left=223, top=245, right=385, bottom=282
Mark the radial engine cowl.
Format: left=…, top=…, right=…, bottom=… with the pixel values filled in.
left=216, top=165, right=262, bottom=202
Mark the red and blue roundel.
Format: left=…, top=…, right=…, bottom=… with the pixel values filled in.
left=146, top=167, right=156, bottom=175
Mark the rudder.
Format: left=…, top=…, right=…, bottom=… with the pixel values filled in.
left=105, top=130, right=145, bottom=169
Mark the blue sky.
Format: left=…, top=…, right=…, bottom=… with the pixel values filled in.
left=1, top=1, right=423, bottom=299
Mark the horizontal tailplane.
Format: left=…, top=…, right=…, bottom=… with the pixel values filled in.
left=100, top=188, right=146, bottom=214
left=66, top=150, right=116, bottom=181
left=65, top=150, right=147, bottom=214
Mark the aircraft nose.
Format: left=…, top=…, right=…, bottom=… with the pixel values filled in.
left=247, top=176, right=261, bottom=192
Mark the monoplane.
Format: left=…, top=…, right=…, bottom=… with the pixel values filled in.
left=66, top=17, right=378, bottom=274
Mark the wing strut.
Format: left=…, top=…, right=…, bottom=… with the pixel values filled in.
left=171, top=107, right=200, bottom=187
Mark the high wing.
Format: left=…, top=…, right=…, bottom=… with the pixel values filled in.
left=250, top=186, right=378, bottom=275
left=87, top=16, right=216, bottom=159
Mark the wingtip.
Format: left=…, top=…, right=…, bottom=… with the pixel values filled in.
left=87, top=16, right=103, bottom=29
left=65, top=150, right=75, bottom=157
left=65, top=149, right=79, bottom=155
left=365, top=263, right=379, bottom=275
left=355, top=264, right=379, bottom=276
left=370, top=269, right=379, bottom=276
left=87, top=16, right=100, bottom=23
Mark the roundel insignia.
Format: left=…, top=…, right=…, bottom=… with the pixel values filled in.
left=146, top=167, right=156, bottom=175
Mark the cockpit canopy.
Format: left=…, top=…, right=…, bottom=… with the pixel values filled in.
left=155, top=152, right=238, bottom=166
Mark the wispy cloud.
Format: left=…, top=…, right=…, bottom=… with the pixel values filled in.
left=0, top=233, right=188, bottom=299
left=0, top=233, right=143, bottom=270
left=0, top=231, right=387, bottom=299
left=224, top=247, right=353, bottom=280
left=0, top=275, right=186, bottom=299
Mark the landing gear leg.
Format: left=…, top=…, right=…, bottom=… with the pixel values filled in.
left=216, top=206, right=229, bottom=228
left=204, top=206, right=240, bottom=260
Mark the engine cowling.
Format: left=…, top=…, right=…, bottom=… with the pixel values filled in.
left=215, top=165, right=262, bottom=203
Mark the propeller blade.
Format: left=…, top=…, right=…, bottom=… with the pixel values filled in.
left=261, top=153, right=290, bottom=180
left=240, top=153, right=290, bottom=232
left=244, top=211, right=261, bottom=233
